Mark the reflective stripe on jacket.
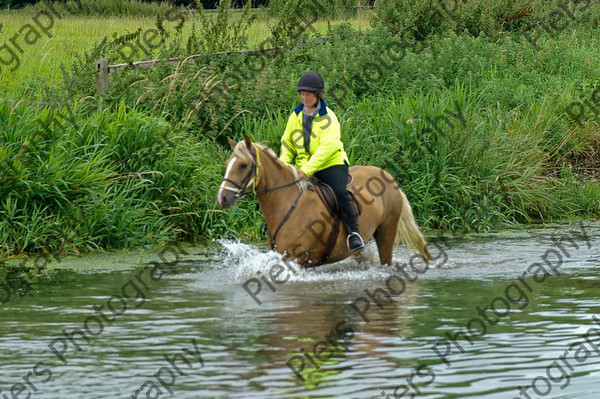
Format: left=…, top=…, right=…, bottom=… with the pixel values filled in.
left=280, top=99, right=349, bottom=176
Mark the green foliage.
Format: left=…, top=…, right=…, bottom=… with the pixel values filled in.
left=371, top=0, right=451, bottom=39
left=0, top=97, right=270, bottom=255
left=241, top=83, right=600, bottom=232
left=268, top=0, right=373, bottom=46
left=193, top=0, right=256, bottom=53
left=3, top=1, right=600, bottom=254
left=370, top=0, right=600, bottom=41
left=0, top=101, right=173, bottom=254
left=268, top=0, right=321, bottom=46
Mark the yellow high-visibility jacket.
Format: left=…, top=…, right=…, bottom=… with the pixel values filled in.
left=280, top=100, right=349, bottom=176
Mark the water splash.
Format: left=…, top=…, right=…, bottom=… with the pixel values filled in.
left=215, top=239, right=435, bottom=284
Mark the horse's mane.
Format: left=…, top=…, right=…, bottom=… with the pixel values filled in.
left=232, top=141, right=308, bottom=190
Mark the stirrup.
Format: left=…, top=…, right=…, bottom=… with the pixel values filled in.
left=346, top=232, right=365, bottom=252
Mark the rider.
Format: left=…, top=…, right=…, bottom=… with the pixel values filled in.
left=280, top=72, right=365, bottom=252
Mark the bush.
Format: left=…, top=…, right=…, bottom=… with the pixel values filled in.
left=193, top=0, right=256, bottom=53
left=370, top=0, right=600, bottom=41
left=0, top=96, right=269, bottom=255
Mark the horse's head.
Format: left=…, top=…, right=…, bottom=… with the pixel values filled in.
left=217, top=136, right=258, bottom=209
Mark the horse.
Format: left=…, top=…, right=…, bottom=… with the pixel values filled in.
left=216, top=136, right=432, bottom=267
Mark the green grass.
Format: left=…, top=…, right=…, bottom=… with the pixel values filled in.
left=0, top=97, right=270, bottom=255
left=0, top=7, right=371, bottom=98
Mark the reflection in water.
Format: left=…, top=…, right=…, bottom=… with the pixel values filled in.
left=0, top=221, right=599, bottom=398
left=513, top=315, right=600, bottom=399
left=0, top=266, right=78, bottom=307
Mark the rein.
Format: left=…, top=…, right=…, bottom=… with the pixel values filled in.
left=268, top=189, right=303, bottom=250
left=255, top=179, right=303, bottom=194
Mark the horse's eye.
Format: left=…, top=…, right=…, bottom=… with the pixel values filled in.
left=239, top=163, right=248, bottom=169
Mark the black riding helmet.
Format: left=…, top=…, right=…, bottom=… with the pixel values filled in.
left=297, top=72, right=324, bottom=93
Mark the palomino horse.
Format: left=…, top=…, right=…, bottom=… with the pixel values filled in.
left=217, top=136, right=432, bottom=267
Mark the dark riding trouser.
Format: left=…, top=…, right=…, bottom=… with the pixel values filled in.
left=313, top=164, right=350, bottom=207
left=314, top=163, right=364, bottom=250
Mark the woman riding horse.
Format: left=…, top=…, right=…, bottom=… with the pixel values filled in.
left=280, top=72, right=365, bottom=252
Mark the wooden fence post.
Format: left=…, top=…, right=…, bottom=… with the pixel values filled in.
left=96, top=58, right=109, bottom=96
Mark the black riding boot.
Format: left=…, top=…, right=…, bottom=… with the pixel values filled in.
left=340, top=200, right=365, bottom=252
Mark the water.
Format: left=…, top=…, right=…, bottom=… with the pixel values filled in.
left=1, top=221, right=599, bottom=399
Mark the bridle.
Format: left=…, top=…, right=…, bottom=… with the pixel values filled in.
left=220, top=155, right=258, bottom=200
left=220, top=146, right=303, bottom=199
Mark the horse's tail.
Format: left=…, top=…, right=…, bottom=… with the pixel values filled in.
left=395, top=189, right=433, bottom=260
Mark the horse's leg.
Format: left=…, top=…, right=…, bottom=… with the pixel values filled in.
left=373, top=214, right=400, bottom=265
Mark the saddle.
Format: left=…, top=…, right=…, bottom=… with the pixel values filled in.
left=308, top=174, right=362, bottom=266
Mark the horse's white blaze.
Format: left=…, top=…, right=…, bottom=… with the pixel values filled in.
left=218, top=157, right=237, bottom=197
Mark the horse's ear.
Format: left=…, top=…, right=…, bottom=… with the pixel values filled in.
left=244, top=135, right=253, bottom=151
left=227, top=136, right=237, bottom=149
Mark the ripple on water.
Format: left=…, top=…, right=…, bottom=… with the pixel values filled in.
left=1, top=222, right=599, bottom=398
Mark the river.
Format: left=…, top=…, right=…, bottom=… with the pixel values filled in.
left=1, top=221, right=599, bottom=398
